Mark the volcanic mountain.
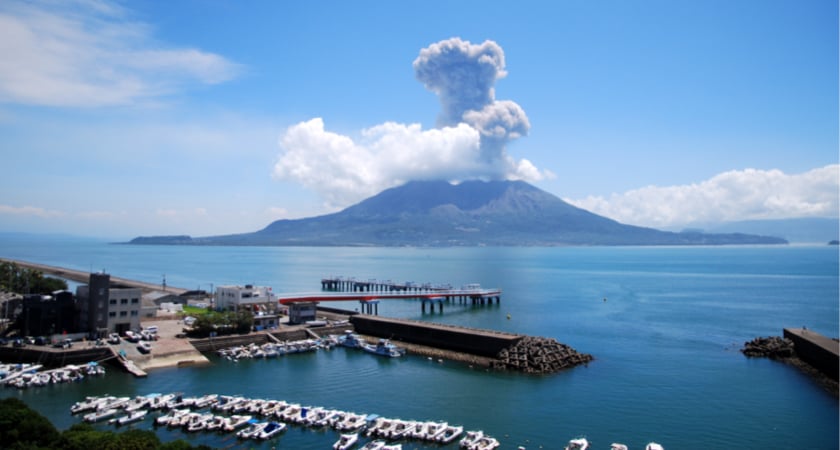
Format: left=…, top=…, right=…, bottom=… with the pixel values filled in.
left=129, top=180, right=787, bottom=246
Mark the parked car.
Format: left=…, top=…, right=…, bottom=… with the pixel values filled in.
left=52, top=338, right=73, bottom=349
left=137, top=341, right=152, bottom=354
left=107, top=333, right=120, bottom=344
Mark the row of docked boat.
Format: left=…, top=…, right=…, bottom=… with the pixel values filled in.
left=338, top=331, right=406, bottom=358
left=1, top=361, right=104, bottom=389
left=563, top=437, right=666, bottom=450
left=68, top=391, right=495, bottom=448
left=215, top=332, right=407, bottom=361
left=215, top=338, right=326, bottom=360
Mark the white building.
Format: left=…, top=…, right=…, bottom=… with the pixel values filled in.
left=214, top=284, right=276, bottom=311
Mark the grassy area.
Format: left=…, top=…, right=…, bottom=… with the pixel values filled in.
left=181, top=305, right=211, bottom=316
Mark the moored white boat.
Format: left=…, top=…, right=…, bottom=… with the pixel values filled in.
left=359, top=440, right=386, bottom=450
left=459, top=429, right=484, bottom=448
left=361, top=339, right=405, bottom=358
left=223, top=414, right=252, bottom=431
left=113, top=409, right=148, bottom=426
left=611, top=444, right=629, bottom=450
left=155, top=408, right=189, bottom=426
left=84, top=408, right=118, bottom=423
left=437, top=424, right=464, bottom=443
left=236, top=420, right=268, bottom=439
left=257, top=421, right=286, bottom=439
left=472, top=435, right=500, bottom=450
left=646, top=443, right=665, bottom=450
left=566, top=437, right=589, bottom=450
left=333, top=432, right=359, bottom=450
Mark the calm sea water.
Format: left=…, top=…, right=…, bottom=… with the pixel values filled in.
left=1, top=236, right=838, bottom=449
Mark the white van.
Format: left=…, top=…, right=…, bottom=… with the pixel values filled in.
left=144, top=325, right=159, bottom=334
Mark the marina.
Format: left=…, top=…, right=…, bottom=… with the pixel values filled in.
left=67, top=392, right=508, bottom=448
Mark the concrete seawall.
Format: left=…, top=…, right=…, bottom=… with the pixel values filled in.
left=350, top=314, right=523, bottom=358
left=0, top=345, right=114, bottom=367
left=783, top=328, right=839, bottom=381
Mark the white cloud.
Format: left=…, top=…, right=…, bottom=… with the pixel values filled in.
left=0, top=204, right=63, bottom=218
left=567, top=165, right=840, bottom=228
left=273, top=38, right=551, bottom=210
left=273, top=118, right=484, bottom=208
left=0, top=0, right=241, bottom=107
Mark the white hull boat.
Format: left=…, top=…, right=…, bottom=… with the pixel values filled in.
left=333, top=432, right=359, bottom=450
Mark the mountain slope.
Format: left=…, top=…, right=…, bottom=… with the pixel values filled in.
left=129, top=180, right=788, bottom=246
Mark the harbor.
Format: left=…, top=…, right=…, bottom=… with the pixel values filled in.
left=0, top=244, right=837, bottom=449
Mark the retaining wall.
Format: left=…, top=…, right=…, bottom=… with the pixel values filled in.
left=350, top=315, right=522, bottom=357
left=0, top=346, right=113, bottom=367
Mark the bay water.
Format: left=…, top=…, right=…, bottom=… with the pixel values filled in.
left=1, top=236, right=837, bottom=449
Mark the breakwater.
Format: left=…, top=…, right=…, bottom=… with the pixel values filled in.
left=742, top=329, right=839, bottom=396
left=783, top=328, right=839, bottom=381
left=350, top=315, right=592, bottom=374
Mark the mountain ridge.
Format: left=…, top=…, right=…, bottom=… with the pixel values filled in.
left=129, top=180, right=788, bottom=246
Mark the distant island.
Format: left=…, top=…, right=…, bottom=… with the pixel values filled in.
left=129, top=180, right=788, bottom=247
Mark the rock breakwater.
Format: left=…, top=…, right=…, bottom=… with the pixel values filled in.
left=490, top=336, right=593, bottom=374
left=741, top=336, right=795, bottom=359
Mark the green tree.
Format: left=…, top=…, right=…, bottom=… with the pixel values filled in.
left=0, top=261, right=68, bottom=294
left=0, top=397, right=60, bottom=449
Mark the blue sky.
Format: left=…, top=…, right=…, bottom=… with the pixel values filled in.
left=0, top=0, right=837, bottom=239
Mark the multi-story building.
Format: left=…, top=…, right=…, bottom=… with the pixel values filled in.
left=214, top=284, right=276, bottom=311
left=19, top=290, right=77, bottom=337
left=76, top=272, right=141, bottom=336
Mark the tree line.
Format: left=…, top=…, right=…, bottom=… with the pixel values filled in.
left=0, top=261, right=68, bottom=294
left=0, top=397, right=212, bottom=450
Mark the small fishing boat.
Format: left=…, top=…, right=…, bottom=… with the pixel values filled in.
left=236, top=420, right=268, bottom=439
left=84, top=408, right=118, bottom=423
left=361, top=339, right=405, bottom=358
left=257, top=421, right=286, bottom=439
left=472, top=435, right=500, bottom=450
left=646, top=443, right=665, bottom=450
left=185, top=413, right=215, bottom=432
left=611, top=444, right=629, bottom=450
left=359, top=440, right=386, bottom=450
left=205, top=415, right=226, bottom=431
left=155, top=408, right=189, bottom=426
left=333, top=432, right=359, bottom=450
left=566, top=438, right=589, bottom=450
left=437, top=424, right=465, bottom=443
left=70, top=396, right=107, bottom=414
left=112, top=409, right=147, bottom=426
left=460, top=430, right=483, bottom=448
left=223, top=414, right=252, bottom=431
left=381, top=445, right=402, bottom=450
left=338, top=331, right=364, bottom=348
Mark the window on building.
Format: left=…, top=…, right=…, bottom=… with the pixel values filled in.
left=109, top=299, right=116, bottom=305
left=131, top=298, right=139, bottom=304
left=119, top=311, right=127, bottom=317
left=130, top=310, right=138, bottom=316
left=120, top=299, right=128, bottom=305
left=108, top=312, right=116, bottom=317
